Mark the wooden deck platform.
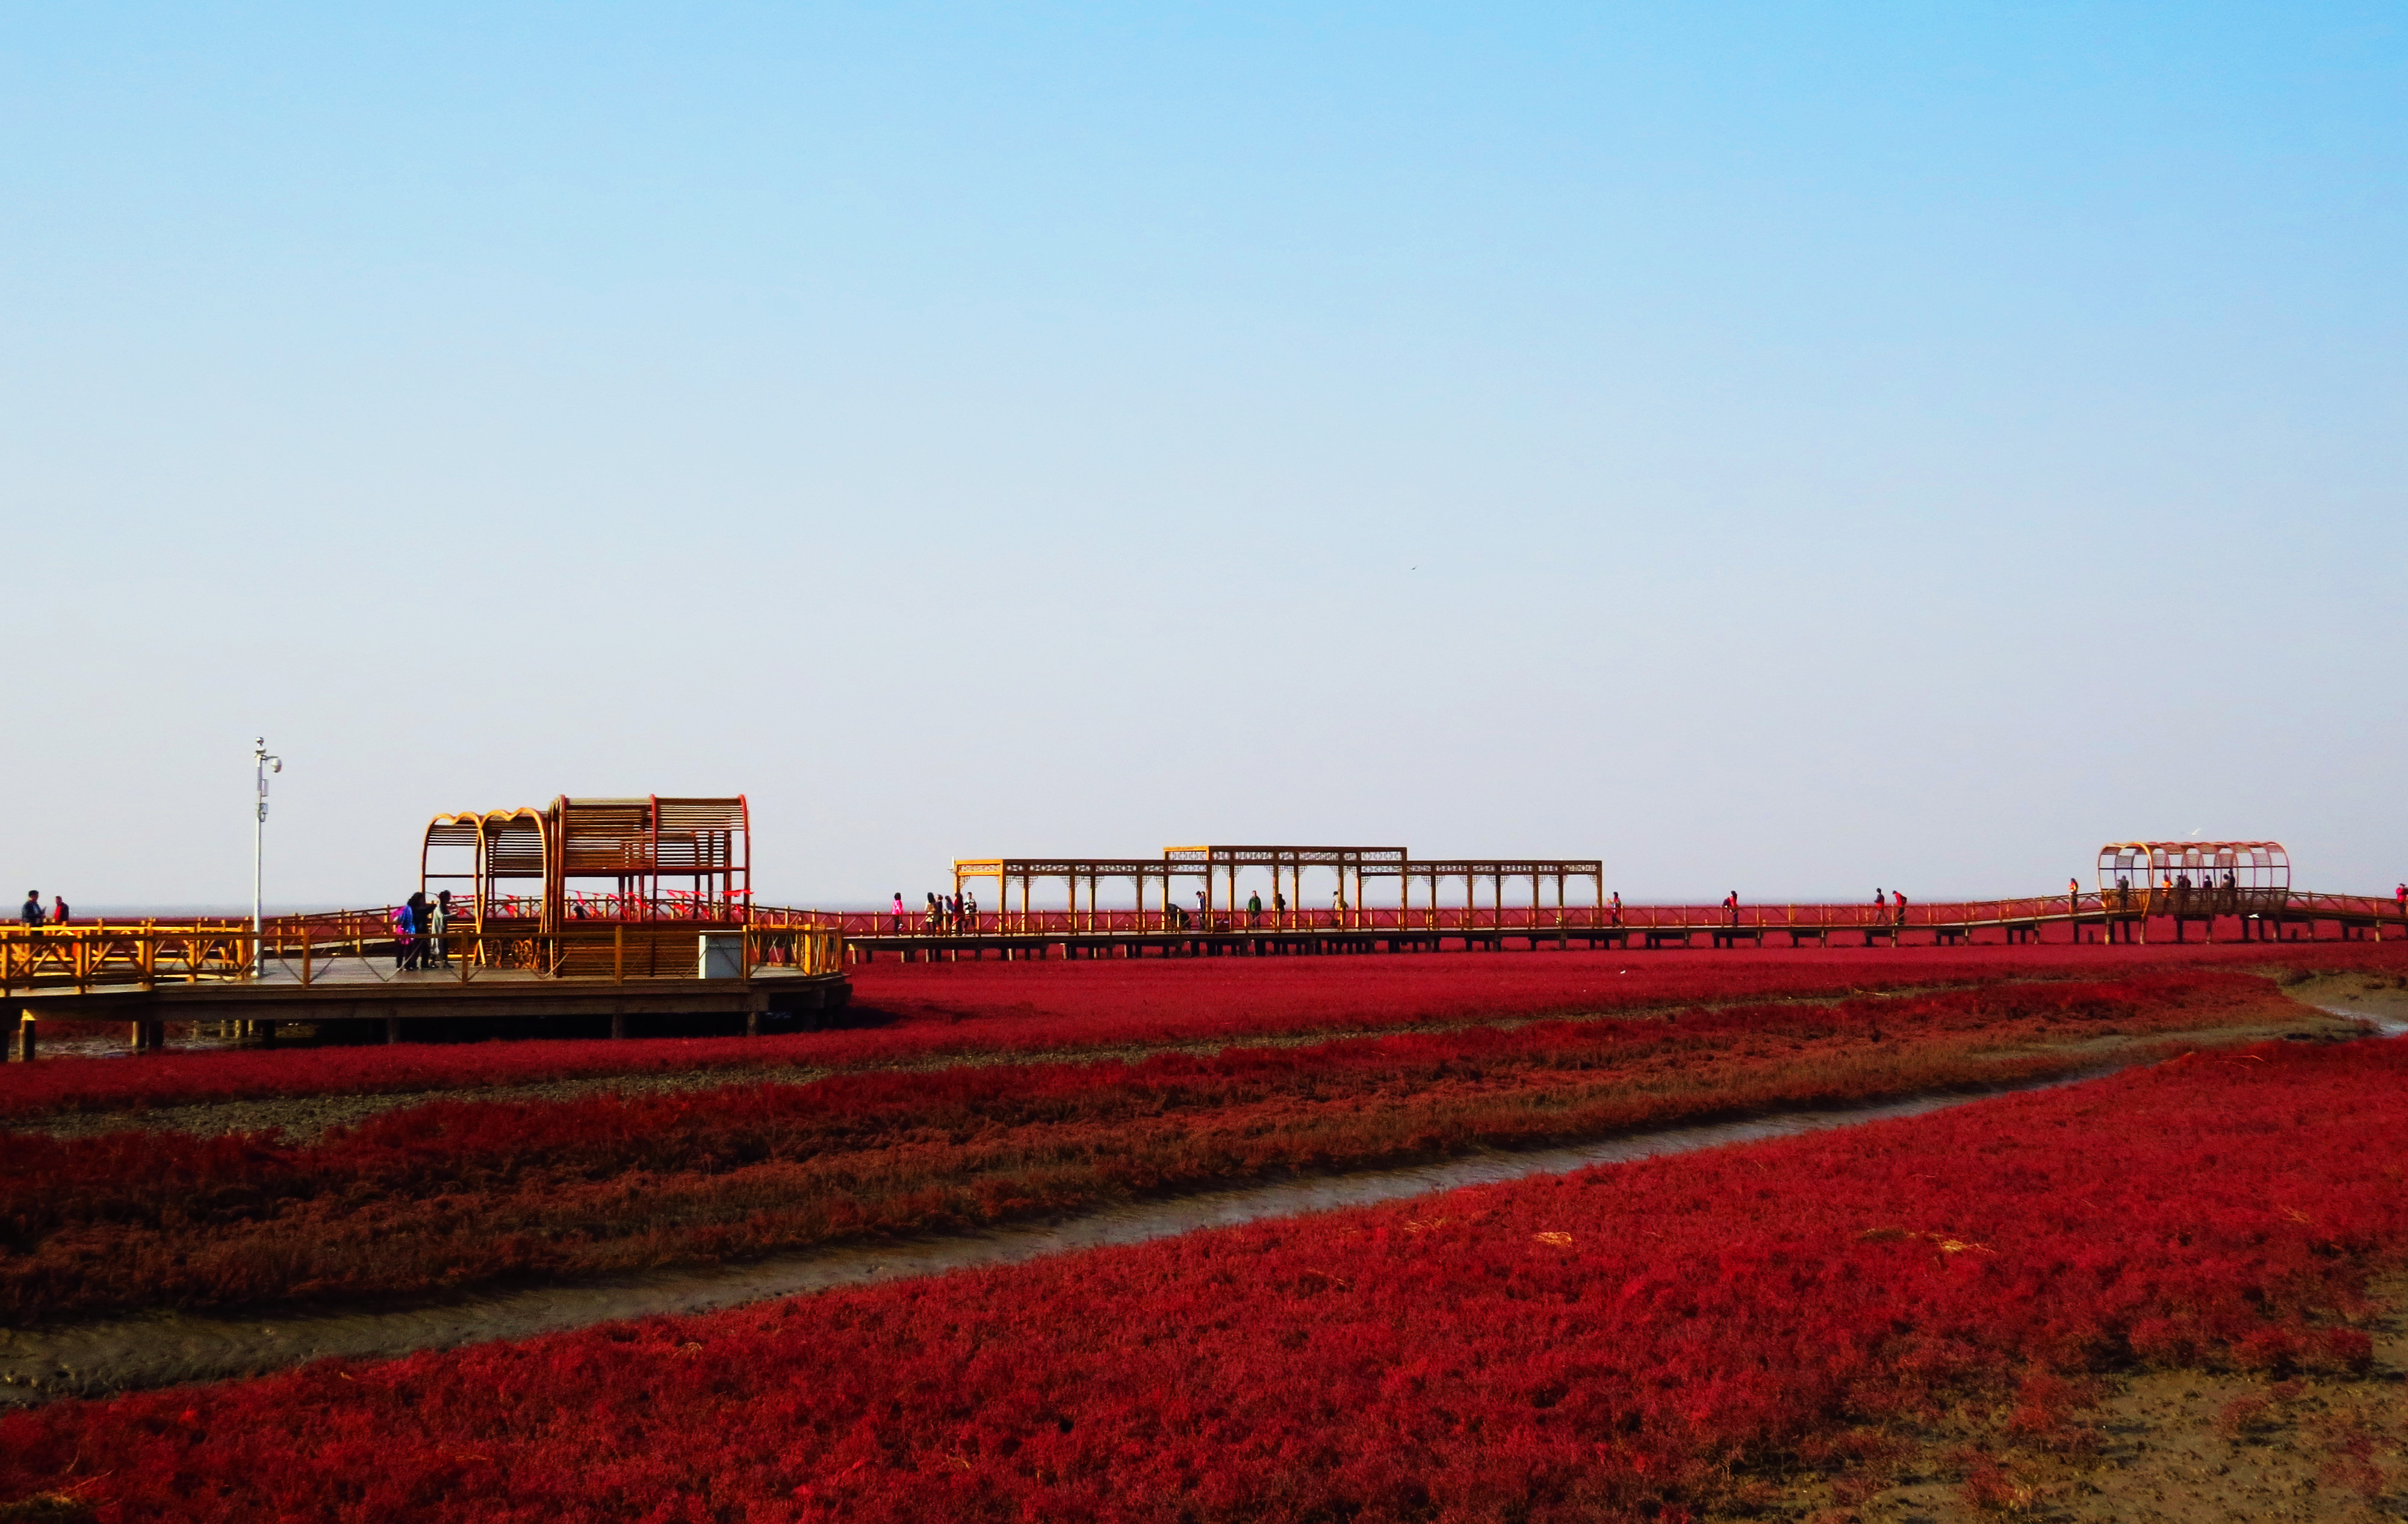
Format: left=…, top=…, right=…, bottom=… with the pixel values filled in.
left=13, top=962, right=851, bottom=1047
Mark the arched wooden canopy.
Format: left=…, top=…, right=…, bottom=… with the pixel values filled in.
left=2096, top=840, right=2288, bottom=917
left=422, top=796, right=750, bottom=934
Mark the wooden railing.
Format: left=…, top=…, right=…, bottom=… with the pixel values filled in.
left=1, top=922, right=256, bottom=994
left=10, top=888, right=2400, bottom=994
left=844, top=891, right=2408, bottom=939
left=2, top=920, right=845, bottom=995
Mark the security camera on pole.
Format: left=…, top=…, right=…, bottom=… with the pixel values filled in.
left=252, top=738, right=282, bottom=977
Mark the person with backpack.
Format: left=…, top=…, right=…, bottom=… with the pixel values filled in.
left=405, top=891, right=431, bottom=970
left=392, top=899, right=416, bottom=970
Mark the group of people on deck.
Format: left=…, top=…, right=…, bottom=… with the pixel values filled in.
left=899, top=891, right=979, bottom=934
left=391, top=890, right=454, bottom=970
left=17, top=893, right=69, bottom=927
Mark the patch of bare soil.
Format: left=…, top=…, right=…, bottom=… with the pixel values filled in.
left=1739, top=1277, right=2408, bottom=1523
left=2282, top=970, right=2408, bottom=1029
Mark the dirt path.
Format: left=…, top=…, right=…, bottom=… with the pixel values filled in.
left=0, top=1088, right=2023, bottom=1408
left=0, top=1019, right=2373, bottom=1411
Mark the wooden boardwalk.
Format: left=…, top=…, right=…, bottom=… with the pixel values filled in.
left=4, top=918, right=849, bottom=1050
left=850, top=891, right=2407, bottom=961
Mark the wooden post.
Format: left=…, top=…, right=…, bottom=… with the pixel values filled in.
left=10, top=1013, right=32, bottom=1064
left=385, top=1016, right=402, bottom=1044
left=611, top=1011, right=627, bottom=1039
left=614, top=924, right=625, bottom=985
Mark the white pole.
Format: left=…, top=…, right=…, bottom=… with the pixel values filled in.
left=252, top=738, right=281, bottom=978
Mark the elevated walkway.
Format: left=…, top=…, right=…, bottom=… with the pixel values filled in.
left=3, top=911, right=848, bottom=1050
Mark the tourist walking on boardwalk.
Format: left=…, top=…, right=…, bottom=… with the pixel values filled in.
left=2395, top=882, right=2406, bottom=919
left=430, top=891, right=452, bottom=967
left=392, top=899, right=415, bottom=970
left=963, top=891, right=977, bottom=929
left=49, top=895, right=68, bottom=926
left=20, top=891, right=42, bottom=928
left=925, top=892, right=939, bottom=933
left=892, top=893, right=905, bottom=932
left=1723, top=891, right=1739, bottom=927
left=1891, top=890, right=1908, bottom=929
left=1247, top=889, right=1261, bottom=926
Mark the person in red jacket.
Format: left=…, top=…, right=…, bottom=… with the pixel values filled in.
left=1891, top=889, right=1908, bottom=928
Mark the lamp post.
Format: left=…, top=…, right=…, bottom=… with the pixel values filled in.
left=252, top=738, right=282, bottom=976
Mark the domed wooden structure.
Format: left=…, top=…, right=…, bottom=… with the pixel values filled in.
left=2096, top=841, right=2288, bottom=918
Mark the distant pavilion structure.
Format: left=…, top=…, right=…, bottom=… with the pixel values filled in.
left=951, top=843, right=1606, bottom=931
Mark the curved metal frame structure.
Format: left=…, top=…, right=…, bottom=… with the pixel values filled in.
left=2096, top=840, right=2288, bottom=918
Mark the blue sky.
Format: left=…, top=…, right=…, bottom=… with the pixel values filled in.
left=5, top=4, right=2403, bottom=906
